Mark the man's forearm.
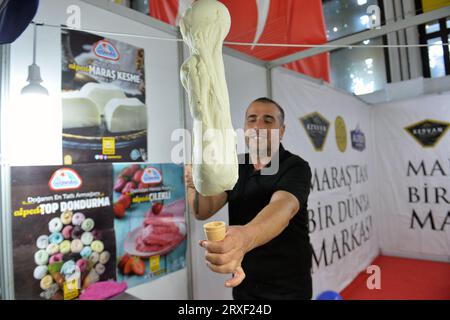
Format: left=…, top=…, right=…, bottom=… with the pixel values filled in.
left=187, top=187, right=227, bottom=220
left=242, top=193, right=299, bottom=253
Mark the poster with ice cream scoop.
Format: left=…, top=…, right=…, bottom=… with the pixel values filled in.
left=113, top=163, right=187, bottom=289
left=61, top=29, right=147, bottom=164
left=10, top=164, right=117, bottom=300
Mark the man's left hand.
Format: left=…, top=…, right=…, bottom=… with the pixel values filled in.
left=200, top=226, right=250, bottom=287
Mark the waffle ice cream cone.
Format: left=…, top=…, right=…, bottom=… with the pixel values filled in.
left=203, top=221, right=226, bottom=242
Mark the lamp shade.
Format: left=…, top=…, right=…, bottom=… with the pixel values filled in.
left=20, top=82, right=49, bottom=96
left=20, top=63, right=48, bottom=95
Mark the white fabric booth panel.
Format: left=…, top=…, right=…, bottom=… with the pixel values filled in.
left=372, top=92, right=450, bottom=262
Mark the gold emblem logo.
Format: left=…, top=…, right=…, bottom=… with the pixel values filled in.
left=335, top=116, right=347, bottom=153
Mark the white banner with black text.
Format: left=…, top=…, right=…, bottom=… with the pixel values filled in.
left=273, top=68, right=379, bottom=297
left=372, top=92, right=450, bottom=262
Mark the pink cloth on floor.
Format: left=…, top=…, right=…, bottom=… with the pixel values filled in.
left=79, top=281, right=127, bottom=300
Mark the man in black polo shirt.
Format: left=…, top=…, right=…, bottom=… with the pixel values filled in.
left=185, top=97, right=312, bottom=300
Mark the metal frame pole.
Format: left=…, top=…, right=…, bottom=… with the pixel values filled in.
left=177, top=33, right=194, bottom=300
left=0, top=43, right=14, bottom=300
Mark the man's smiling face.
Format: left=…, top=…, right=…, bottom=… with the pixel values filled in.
left=244, top=101, right=285, bottom=156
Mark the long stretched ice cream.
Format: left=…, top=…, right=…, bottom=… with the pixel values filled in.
left=179, top=0, right=238, bottom=196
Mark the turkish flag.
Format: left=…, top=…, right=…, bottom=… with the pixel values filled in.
left=149, top=0, right=330, bottom=82
left=149, top=0, right=179, bottom=25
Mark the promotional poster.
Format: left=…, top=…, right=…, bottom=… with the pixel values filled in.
left=11, top=164, right=116, bottom=300
left=61, top=29, right=147, bottom=164
left=113, top=163, right=187, bottom=288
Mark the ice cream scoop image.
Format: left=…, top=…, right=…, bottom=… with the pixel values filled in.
left=48, top=218, right=63, bottom=233
left=81, top=232, right=94, bottom=245
left=72, top=212, right=86, bottom=225
left=81, top=218, right=95, bottom=232
left=76, top=259, right=89, bottom=273
left=49, top=232, right=64, bottom=245
left=40, top=275, right=54, bottom=290
left=36, top=235, right=49, bottom=249
left=59, top=240, right=71, bottom=254
left=89, top=251, right=100, bottom=264
left=99, top=251, right=110, bottom=264
left=33, top=214, right=110, bottom=297
left=179, top=0, right=238, bottom=196
left=46, top=243, right=60, bottom=255
left=81, top=246, right=93, bottom=259
left=71, top=226, right=84, bottom=239
left=71, top=239, right=83, bottom=253
left=33, top=265, right=48, bottom=280
left=34, top=250, right=49, bottom=266
left=49, top=253, right=64, bottom=264
left=94, top=263, right=105, bottom=275
left=62, top=225, right=73, bottom=239
left=90, top=240, right=104, bottom=253
left=60, top=211, right=73, bottom=225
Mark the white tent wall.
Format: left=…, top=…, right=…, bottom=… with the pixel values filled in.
left=5, top=0, right=188, bottom=299
left=2, top=0, right=448, bottom=301
left=184, top=54, right=269, bottom=300
left=372, top=92, right=450, bottom=263
left=272, top=67, right=379, bottom=297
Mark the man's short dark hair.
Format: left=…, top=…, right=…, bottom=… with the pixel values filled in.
left=252, top=97, right=285, bottom=125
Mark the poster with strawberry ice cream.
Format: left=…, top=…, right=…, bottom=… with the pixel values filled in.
left=112, top=163, right=187, bottom=288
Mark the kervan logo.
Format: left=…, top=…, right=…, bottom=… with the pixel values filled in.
left=351, top=125, right=366, bottom=151
left=49, top=168, right=83, bottom=191
left=141, top=167, right=163, bottom=185
left=300, top=112, right=330, bottom=151
left=405, top=119, right=450, bottom=148
left=93, top=40, right=120, bottom=61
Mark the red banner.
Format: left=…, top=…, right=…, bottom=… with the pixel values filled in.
left=149, top=0, right=179, bottom=25
left=149, top=0, right=330, bottom=82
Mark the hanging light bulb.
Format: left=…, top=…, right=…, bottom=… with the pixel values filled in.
left=7, top=22, right=61, bottom=166
left=21, top=23, right=48, bottom=96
